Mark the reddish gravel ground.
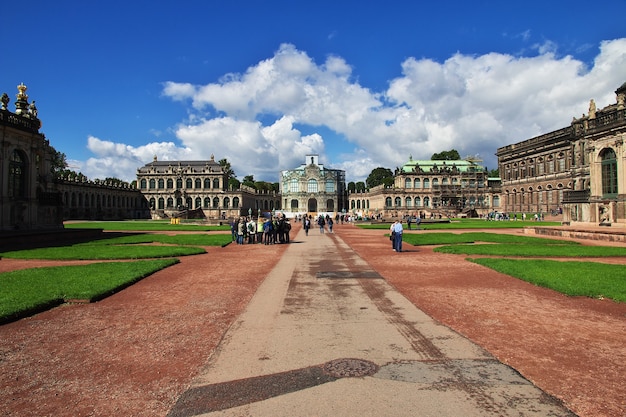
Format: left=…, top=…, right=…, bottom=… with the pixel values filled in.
left=0, top=224, right=625, bottom=417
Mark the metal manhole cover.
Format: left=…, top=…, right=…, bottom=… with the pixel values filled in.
left=322, top=358, right=379, bottom=378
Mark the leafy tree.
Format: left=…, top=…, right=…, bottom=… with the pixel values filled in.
left=488, top=168, right=500, bottom=177
left=347, top=181, right=356, bottom=193
left=431, top=149, right=461, bottom=161
left=366, top=167, right=393, bottom=188
left=219, top=158, right=236, bottom=180
left=228, top=177, right=240, bottom=190
left=104, top=177, right=130, bottom=186
left=50, top=148, right=68, bottom=178
left=355, top=181, right=366, bottom=192
left=242, top=175, right=256, bottom=188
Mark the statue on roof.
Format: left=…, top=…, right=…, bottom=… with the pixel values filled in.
left=588, top=99, right=596, bottom=119
left=1, top=93, right=8, bottom=110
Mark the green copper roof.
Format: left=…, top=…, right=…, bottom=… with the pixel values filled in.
left=400, top=158, right=484, bottom=173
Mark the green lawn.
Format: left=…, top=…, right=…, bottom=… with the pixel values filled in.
left=397, top=231, right=626, bottom=303
left=64, top=220, right=230, bottom=232
left=469, top=258, right=626, bottom=302
left=359, top=218, right=561, bottom=230
left=402, top=232, right=578, bottom=246
left=0, top=230, right=233, bottom=323
left=0, top=233, right=232, bottom=260
left=0, top=259, right=179, bottom=324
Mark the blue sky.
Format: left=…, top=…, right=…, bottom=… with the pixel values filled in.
left=3, top=0, right=625, bottom=182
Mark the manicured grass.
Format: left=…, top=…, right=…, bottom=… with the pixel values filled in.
left=433, top=244, right=626, bottom=257
left=469, top=258, right=626, bottom=302
left=0, top=259, right=179, bottom=323
left=64, top=220, right=230, bottom=232
left=0, top=233, right=233, bottom=260
left=359, top=219, right=561, bottom=230
left=0, top=244, right=206, bottom=260
left=402, top=232, right=578, bottom=246
left=83, top=233, right=233, bottom=247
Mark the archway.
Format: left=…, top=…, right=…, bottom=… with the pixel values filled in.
left=308, top=198, right=317, bottom=212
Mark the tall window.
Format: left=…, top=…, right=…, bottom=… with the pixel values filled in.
left=158, top=179, right=164, bottom=189
left=290, top=178, right=299, bottom=193
left=601, top=148, right=618, bottom=198
left=307, top=179, right=318, bottom=193
left=326, top=179, right=335, bottom=192
left=9, top=150, right=27, bottom=198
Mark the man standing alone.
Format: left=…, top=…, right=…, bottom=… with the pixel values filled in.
left=393, top=220, right=404, bottom=252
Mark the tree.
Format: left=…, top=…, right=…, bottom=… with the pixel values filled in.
left=50, top=148, right=68, bottom=178
left=431, top=149, right=461, bottom=161
left=487, top=168, right=500, bottom=177
left=347, top=182, right=356, bottom=193
left=218, top=158, right=236, bottom=180
left=242, top=175, right=256, bottom=188
left=366, top=167, right=393, bottom=188
left=228, top=177, right=240, bottom=190
left=355, top=181, right=366, bottom=192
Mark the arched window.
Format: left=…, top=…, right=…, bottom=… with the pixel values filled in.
left=158, top=198, right=165, bottom=209
left=195, top=197, right=201, bottom=208
left=405, top=178, right=412, bottom=188
left=405, top=197, right=412, bottom=207
left=351, top=200, right=356, bottom=209
left=385, top=197, right=392, bottom=207
left=233, top=197, right=240, bottom=208
left=213, top=178, right=220, bottom=189
left=9, top=150, right=27, bottom=198
left=213, top=197, right=219, bottom=208
left=291, top=199, right=298, bottom=209
left=414, top=197, right=421, bottom=207
left=414, top=178, right=420, bottom=188
left=394, top=197, right=402, bottom=207
left=204, top=197, right=211, bottom=208
left=167, top=179, right=173, bottom=189
left=223, top=197, right=230, bottom=208
left=307, top=179, right=318, bottom=193
left=357, top=200, right=361, bottom=209
left=186, top=178, right=193, bottom=188
left=195, top=178, right=201, bottom=189
left=204, top=178, right=211, bottom=188
left=176, top=178, right=183, bottom=188
left=601, top=148, right=618, bottom=198
left=167, top=198, right=174, bottom=208
left=424, top=197, right=430, bottom=207
left=149, top=179, right=156, bottom=189
left=149, top=198, right=156, bottom=209
left=140, top=179, right=147, bottom=189
left=326, top=180, right=335, bottom=192
left=158, top=179, right=164, bottom=189
left=432, top=178, right=439, bottom=187
left=423, top=179, right=430, bottom=188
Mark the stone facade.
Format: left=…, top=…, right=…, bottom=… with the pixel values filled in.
left=0, top=84, right=63, bottom=230
left=279, top=155, right=347, bottom=216
left=497, top=82, right=626, bottom=225
left=56, top=179, right=149, bottom=220
left=136, top=156, right=279, bottom=220
left=350, top=157, right=500, bottom=218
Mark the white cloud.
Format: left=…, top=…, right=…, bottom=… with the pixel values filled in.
left=80, top=38, right=626, bottom=182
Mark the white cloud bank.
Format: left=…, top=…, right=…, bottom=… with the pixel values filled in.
left=80, top=39, right=626, bottom=182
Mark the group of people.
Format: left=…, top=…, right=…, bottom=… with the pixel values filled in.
left=302, top=214, right=335, bottom=235
left=230, top=215, right=291, bottom=245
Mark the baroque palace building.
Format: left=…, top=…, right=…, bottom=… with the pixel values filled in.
left=497, top=81, right=626, bottom=225
left=279, top=155, right=347, bottom=216
left=136, top=155, right=280, bottom=220
left=350, top=157, right=500, bottom=218
left=0, top=83, right=63, bottom=230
